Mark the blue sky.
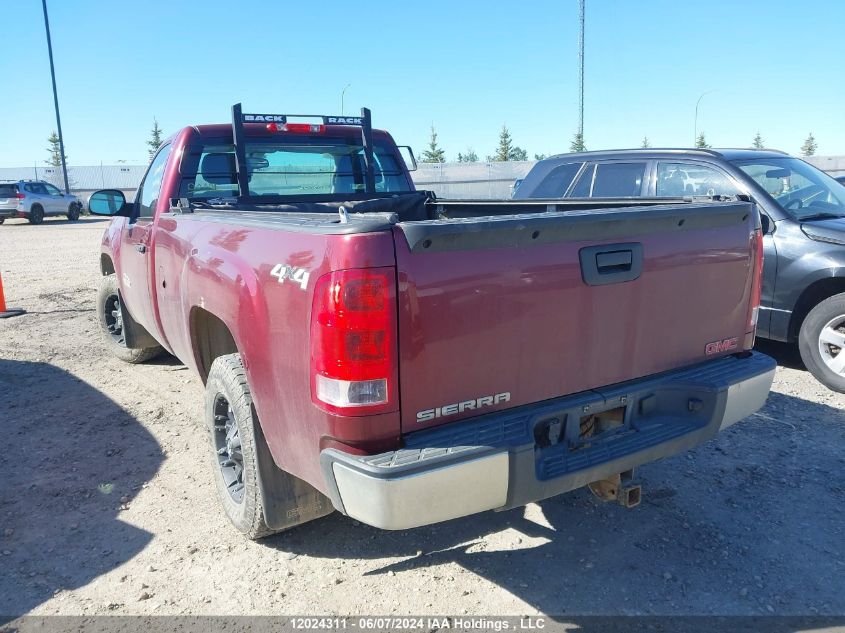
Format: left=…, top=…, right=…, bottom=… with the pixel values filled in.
left=1, top=0, right=843, bottom=167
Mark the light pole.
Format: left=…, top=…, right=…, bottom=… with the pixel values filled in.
left=341, top=83, right=351, bottom=115
left=577, top=0, right=585, bottom=144
left=693, top=90, right=716, bottom=146
left=41, top=0, right=69, bottom=194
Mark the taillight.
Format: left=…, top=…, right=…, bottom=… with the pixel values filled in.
left=310, top=268, right=398, bottom=415
left=747, top=228, right=764, bottom=337
left=15, top=193, right=24, bottom=200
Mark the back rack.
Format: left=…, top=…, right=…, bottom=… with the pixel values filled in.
left=230, top=103, right=377, bottom=202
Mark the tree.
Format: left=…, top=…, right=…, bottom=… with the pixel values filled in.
left=752, top=132, right=764, bottom=149
left=46, top=131, right=67, bottom=167
left=148, top=119, right=164, bottom=159
left=420, top=125, right=446, bottom=163
left=695, top=133, right=711, bottom=149
left=801, top=133, right=817, bottom=157
left=489, top=125, right=527, bottom=161
left=641, top=136, right=651, bottom=149
left=457, top=148, right=479, bottom=162
left=534, top=153, right=547, bottom=160
left=570, top=131, right=586, bottom=153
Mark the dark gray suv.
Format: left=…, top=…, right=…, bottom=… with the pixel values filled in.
left=516, top=148, right=845, bottom=392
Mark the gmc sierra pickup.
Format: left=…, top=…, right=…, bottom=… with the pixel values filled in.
left=88, top=104, right=776, bottom=539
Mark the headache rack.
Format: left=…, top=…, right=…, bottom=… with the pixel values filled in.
left=229, top=102, right=384, bottom=204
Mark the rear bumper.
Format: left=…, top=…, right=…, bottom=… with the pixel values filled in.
left=320, top=352, right=776, bottom=530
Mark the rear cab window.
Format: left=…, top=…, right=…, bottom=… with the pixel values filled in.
left=179, top=136, right=412, bottom=199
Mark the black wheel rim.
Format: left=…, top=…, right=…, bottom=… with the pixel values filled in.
left=103, top=293, right=127, bottom=347
left=213, top=394, right=245, bottom=504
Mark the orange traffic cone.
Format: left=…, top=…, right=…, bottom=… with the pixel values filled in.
left=0, top=272, right=25, bottom=318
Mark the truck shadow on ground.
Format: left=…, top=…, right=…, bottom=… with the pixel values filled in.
left=273, top=391, right=845, bottom=618
left=0, top=217, right=108, bottom=228
left=0, top=359, right=162, bottom=622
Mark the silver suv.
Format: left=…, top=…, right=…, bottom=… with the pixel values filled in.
left=0, top=180, right=82, bottom=225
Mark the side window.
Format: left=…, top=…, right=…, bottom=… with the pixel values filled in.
left=656, top=162, right=739, bottom=197
left=44, top=183, right=61, bottom=195
left=136, top=144, right=172, bottom=218
left=26, top=183, right=47, bottom=195
left=529, top=162, right=583, bottom=198
left=591, top=162, right=646, bottom=197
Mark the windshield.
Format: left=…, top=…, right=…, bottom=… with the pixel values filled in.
left=180, top=138, right=411, bottom=199
left=731, top=157, right=845, bottom=220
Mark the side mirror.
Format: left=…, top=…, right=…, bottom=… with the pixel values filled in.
left=88, top=189, right=130, bottom=216
left=397, top=145, right=418, bottom=172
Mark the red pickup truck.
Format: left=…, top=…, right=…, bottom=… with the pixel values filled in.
left=88, top=105, right=776, bottom=539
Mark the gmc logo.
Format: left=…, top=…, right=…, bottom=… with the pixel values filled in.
left=705, top=337, right=739, bottom=355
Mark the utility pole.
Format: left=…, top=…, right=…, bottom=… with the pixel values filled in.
left=577, top=0, right=585, bottom=142
left=41, top=0, right=69, bottom=194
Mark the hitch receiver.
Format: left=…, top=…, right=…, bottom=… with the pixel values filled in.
left=588, top=469, right=642, bottom=508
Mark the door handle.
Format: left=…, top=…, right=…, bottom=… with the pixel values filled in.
left=135, top=244, right=147, bottom=254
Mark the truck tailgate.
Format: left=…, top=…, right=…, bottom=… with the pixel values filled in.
left=394, top=201, right=758, bottom=432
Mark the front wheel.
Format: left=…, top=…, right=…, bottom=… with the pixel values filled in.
left=205, top=353, right=276, bottom=539
left=67, top=203, right=80, bottom=221
left=799, top=292, right=845, bottom=393
left=0, top=218, right=4, bottom=225
left=96, top=274, right=163, bottom=363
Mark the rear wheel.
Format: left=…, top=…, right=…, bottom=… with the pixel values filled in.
left=0, top=218, right=4, bottom=225
left=28, top=205, right=44, bottom=225
left=205, top=353, right=276, bottom=540
left=96, top=274, right=163, bottom=363
left=67, top=203, right=80, bottom=221
left=799, top=292, right=845, bottom=393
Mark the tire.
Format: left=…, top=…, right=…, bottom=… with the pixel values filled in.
left=28, top=205, right=44, bottom=225
left=798, top=292, right=845, bottom=393
left=96, top=274, right=163, bottom=363
left=0, top=218, right=4, bottom=225
left=67, top=203, right=80, bottom=221
left=205, top=353, right=276, bottom=540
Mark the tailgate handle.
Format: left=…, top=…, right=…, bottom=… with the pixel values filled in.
left=580, top=243, right=643, bottom=286
left=596, top=250, right=633, bottom=271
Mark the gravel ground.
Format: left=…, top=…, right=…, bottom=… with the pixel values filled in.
left=0, top=217, right=844, bottom=619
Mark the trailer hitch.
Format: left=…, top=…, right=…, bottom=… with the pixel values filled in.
left=587, top=469, right=641, bottom=508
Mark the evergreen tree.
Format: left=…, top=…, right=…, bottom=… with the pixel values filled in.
left=457, top=148, right=479, bottom=162
left=147, top=118, right=164, bottom=159
left=570, top=131, right=586, bottom=153
left=801, top=133, right=817, bottom=157
left=420, top=126, right=446, bottom=163
left=695, top=133, right=711, bottom=149
left=46, top=131, right=67, bottom=166
left=534, top=153, right=547, bottom=160
left=492, top=125, right=514, bottom=161
left=489, top=125, right=528, bottom=161
left=752, top=132, right=764, bottom=149
left=641, top=136, right=651, bottom=148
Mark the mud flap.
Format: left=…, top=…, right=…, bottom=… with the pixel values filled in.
left=253, top=415, right=335, bottom=531
left=118, top=290, right=161, bottom=349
